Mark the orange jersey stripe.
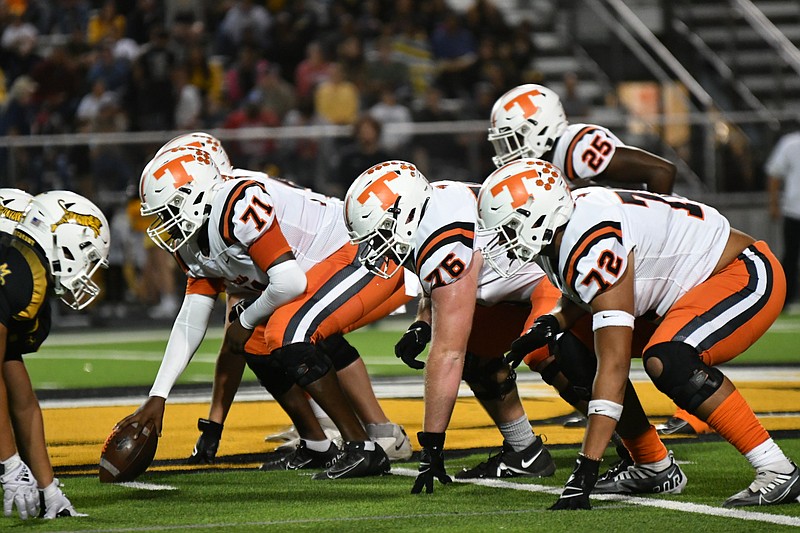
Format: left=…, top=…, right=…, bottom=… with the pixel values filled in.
left=564, top=222, right=623, bottom=292
left=415, top=224, right=475, bottom=273
left=565, top=126, right=597, bottom=181
left=221, top=180, right=267, bottom=245
left=248, top=222, right=293, bottom=271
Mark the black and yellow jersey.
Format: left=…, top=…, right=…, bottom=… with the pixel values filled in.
left=0, top=233, right=53, bottom=360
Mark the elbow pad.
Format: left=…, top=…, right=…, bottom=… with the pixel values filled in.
left=239, top=260, right=307, bottom=329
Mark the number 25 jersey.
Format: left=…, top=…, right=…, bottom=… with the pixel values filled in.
left=538, top=187, right=730, bottom=318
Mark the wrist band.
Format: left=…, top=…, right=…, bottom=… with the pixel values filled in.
left=592, top=310, right=635, bottom=331
left=588, top=399, right=623, bottom=421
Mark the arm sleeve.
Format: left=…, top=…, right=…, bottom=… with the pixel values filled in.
left=238, top=259, right=307, bottom=329
left=149, top=294, right=216, bottom=399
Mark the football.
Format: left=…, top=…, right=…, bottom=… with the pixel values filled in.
left=99, top=422, right=159, bottom=483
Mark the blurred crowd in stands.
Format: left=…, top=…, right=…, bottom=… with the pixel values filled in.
left=0, top=0, right=554, bottom=323
left=0, top=0, right=545, bottom=197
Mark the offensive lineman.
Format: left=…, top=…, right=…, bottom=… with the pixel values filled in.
left=478, top=159, right=799, bottom=509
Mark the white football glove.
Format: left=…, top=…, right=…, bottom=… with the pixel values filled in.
left=1, top=453, right=39, bottom=519
left=41, top=478, right=87, bottom=519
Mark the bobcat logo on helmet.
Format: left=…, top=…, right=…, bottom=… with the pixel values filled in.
left=488, top=84, right=568, bottom=167
left=50, top=199, right=104, bottom=238
left=478, top=159, right=573, bottom=278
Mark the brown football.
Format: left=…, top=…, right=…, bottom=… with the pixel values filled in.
left=99, top=422, right=158, bottom=483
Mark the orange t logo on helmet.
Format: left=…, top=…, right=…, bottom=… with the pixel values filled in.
left=491, top=169, right=540, bottom=209
left=154, top=154, right=196, bottom=188
left=504, top=89, right=542, bottom=119
left=357, top=172, right=400, bottom=210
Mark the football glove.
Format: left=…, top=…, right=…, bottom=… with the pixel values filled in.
left=40, top=479, right=86, bottom=519
left=228, top=299, right=254, bottom=324
left=549, top=454, right=600, bottom=511
left=186, top=418, right=223, bottom=464
left=505, top=314, right=560, bottom=369
left=394, top=321, right=431, bottom=370
left=411, top=432, right=452, bottom=494
left=1, top=454, right=39, bottom=519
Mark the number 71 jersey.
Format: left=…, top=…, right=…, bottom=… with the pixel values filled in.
left=542, top=187, right=731, bottom=318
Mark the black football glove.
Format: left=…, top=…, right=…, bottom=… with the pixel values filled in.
left=549, top=454, right=600, bottom=510
left=395, top=321, right=431, bottom=370
left=186, top=418, right=223, bottom=465
left=411, top=432, right=452, bottom=494
left=228, top=299, right=254, bottom=324
left=505, top=314, right=560, bottom=369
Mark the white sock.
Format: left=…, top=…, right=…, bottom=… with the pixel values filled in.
left=745, top=439, right=794, bottom=473
left=639, top=455, right=671, bottom=471
left=303, top=438, right=332, bottom=452
left=309, top=398, right=327, bottom=419
left=498, top=415, right=536, bottom=452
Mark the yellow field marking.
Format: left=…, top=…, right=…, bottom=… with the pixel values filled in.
left=46, top=381, right=800, bottom=469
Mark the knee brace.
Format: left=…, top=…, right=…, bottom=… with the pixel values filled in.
left=643, top=341, right=724, bottom=412
left=317, top=333, right=360, bottom=371
left=244, top=354, right=295, bottom=397
left=462, top=353, right=517, bottom=401
left=547, top=332, right=596, bottom=405
left=272, top=342, right=333, bottom=387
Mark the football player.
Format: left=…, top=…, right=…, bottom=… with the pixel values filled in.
left=0, top=190, right=109, bottom=519
left=489, top=83, right=709, bottom=436
left=478, top=159, right=799, bottom=509
left=152, top=133, right=413, bottom=467
left=345, top=160, right=565, bottom=493
left=117, top=144, right=417, bottom=479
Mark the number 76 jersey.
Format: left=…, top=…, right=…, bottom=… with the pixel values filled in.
left=540, top=187, right=731, bottom=318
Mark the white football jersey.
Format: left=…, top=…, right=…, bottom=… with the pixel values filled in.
left=413, top=181, right=547, bottom=304
left=177, top=171, right=349, bottom=296
left=546, top=123, right=624, bottom=186
left=536, top=187, right=730, bottom=318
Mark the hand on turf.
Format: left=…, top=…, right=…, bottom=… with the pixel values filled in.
left=411, top=432, right=452, bottom=494
left=1, top=454, right=39, bottom=520
left=506, top=314, right=560, bottom=369
left=549, top=454, right=600, bottom=511
left=116, top=396, right=166, bottom=437
left=394, top=321, right=431, bottom=370
left=186, top=418, right=224, bottom=464
left=40, top=479, right=86, bottom=519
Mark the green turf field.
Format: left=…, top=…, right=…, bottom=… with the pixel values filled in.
left=25, top=314, right=800, bottom=390
left=11, top=440, right=800, bottom=532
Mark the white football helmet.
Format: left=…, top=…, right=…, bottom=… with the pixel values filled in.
left=488, top=84, right=568, bottom=167
left=344, top=160, right=432, bottom=279
left=15, top=191, right=110, bottom=310
left=157, top=132, right=233, bottom=175
left=0, top=188, right=33, bottom=234
left=140, top=145, right=223, bottom=252
left=477, top=159, right=573, bottom=277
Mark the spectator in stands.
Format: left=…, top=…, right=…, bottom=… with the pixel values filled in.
left=223, top=92, right=280, bottom=169
left=50, top=0, right=90, bottom=37
left=391, top=20, right=434, bottom=98
left=87, top=0, right=125, bottom=45
left=75, top=78, right=109, bottom=130
left=0, top=76, right=37, bottom=189
left=368, top=85, right=413, bottom=154
left=128, top=25, right=176, bottom=130
left=29, top=44, right=80, bottom=114
left=88, top=92, right=133, bottom=193
left=410, top=85, right=461, bottom=174
left=295, top=40, right=331, bottom=101
left=766, top=125, right=800, bottom=313
left=328, top=114, right=389, bottom=198
left=279, top=97, right=320, bottom=187
left=314, top=62, right=359, bottom=126
left=430, top=12, right=477, bottom=99
left=249, top=63, right=296, bottom=123
left=87, top=40, right=130, bottom=92
left=560, top=71, right=591, bottom=118
left=464, top=0, right=509, bottom=42
left=186, top=42, right=221, bottom=103
left=503, top=20, right=537, bottom=85
left=0, top=15, right=40, bottom=86
left=224, top=44, right=268, bottom=108
left=364, top=35, right=411, bottom=107
left=173, top=63, right=203, bottom=130
left=216, top=0, right=272, bottom=56
left=337, top=34, right=367, bottom=97
left=125, top=0, right=162, bottom=45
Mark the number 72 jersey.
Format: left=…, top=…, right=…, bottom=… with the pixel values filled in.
left=540, top=187, right=731, bottom=318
